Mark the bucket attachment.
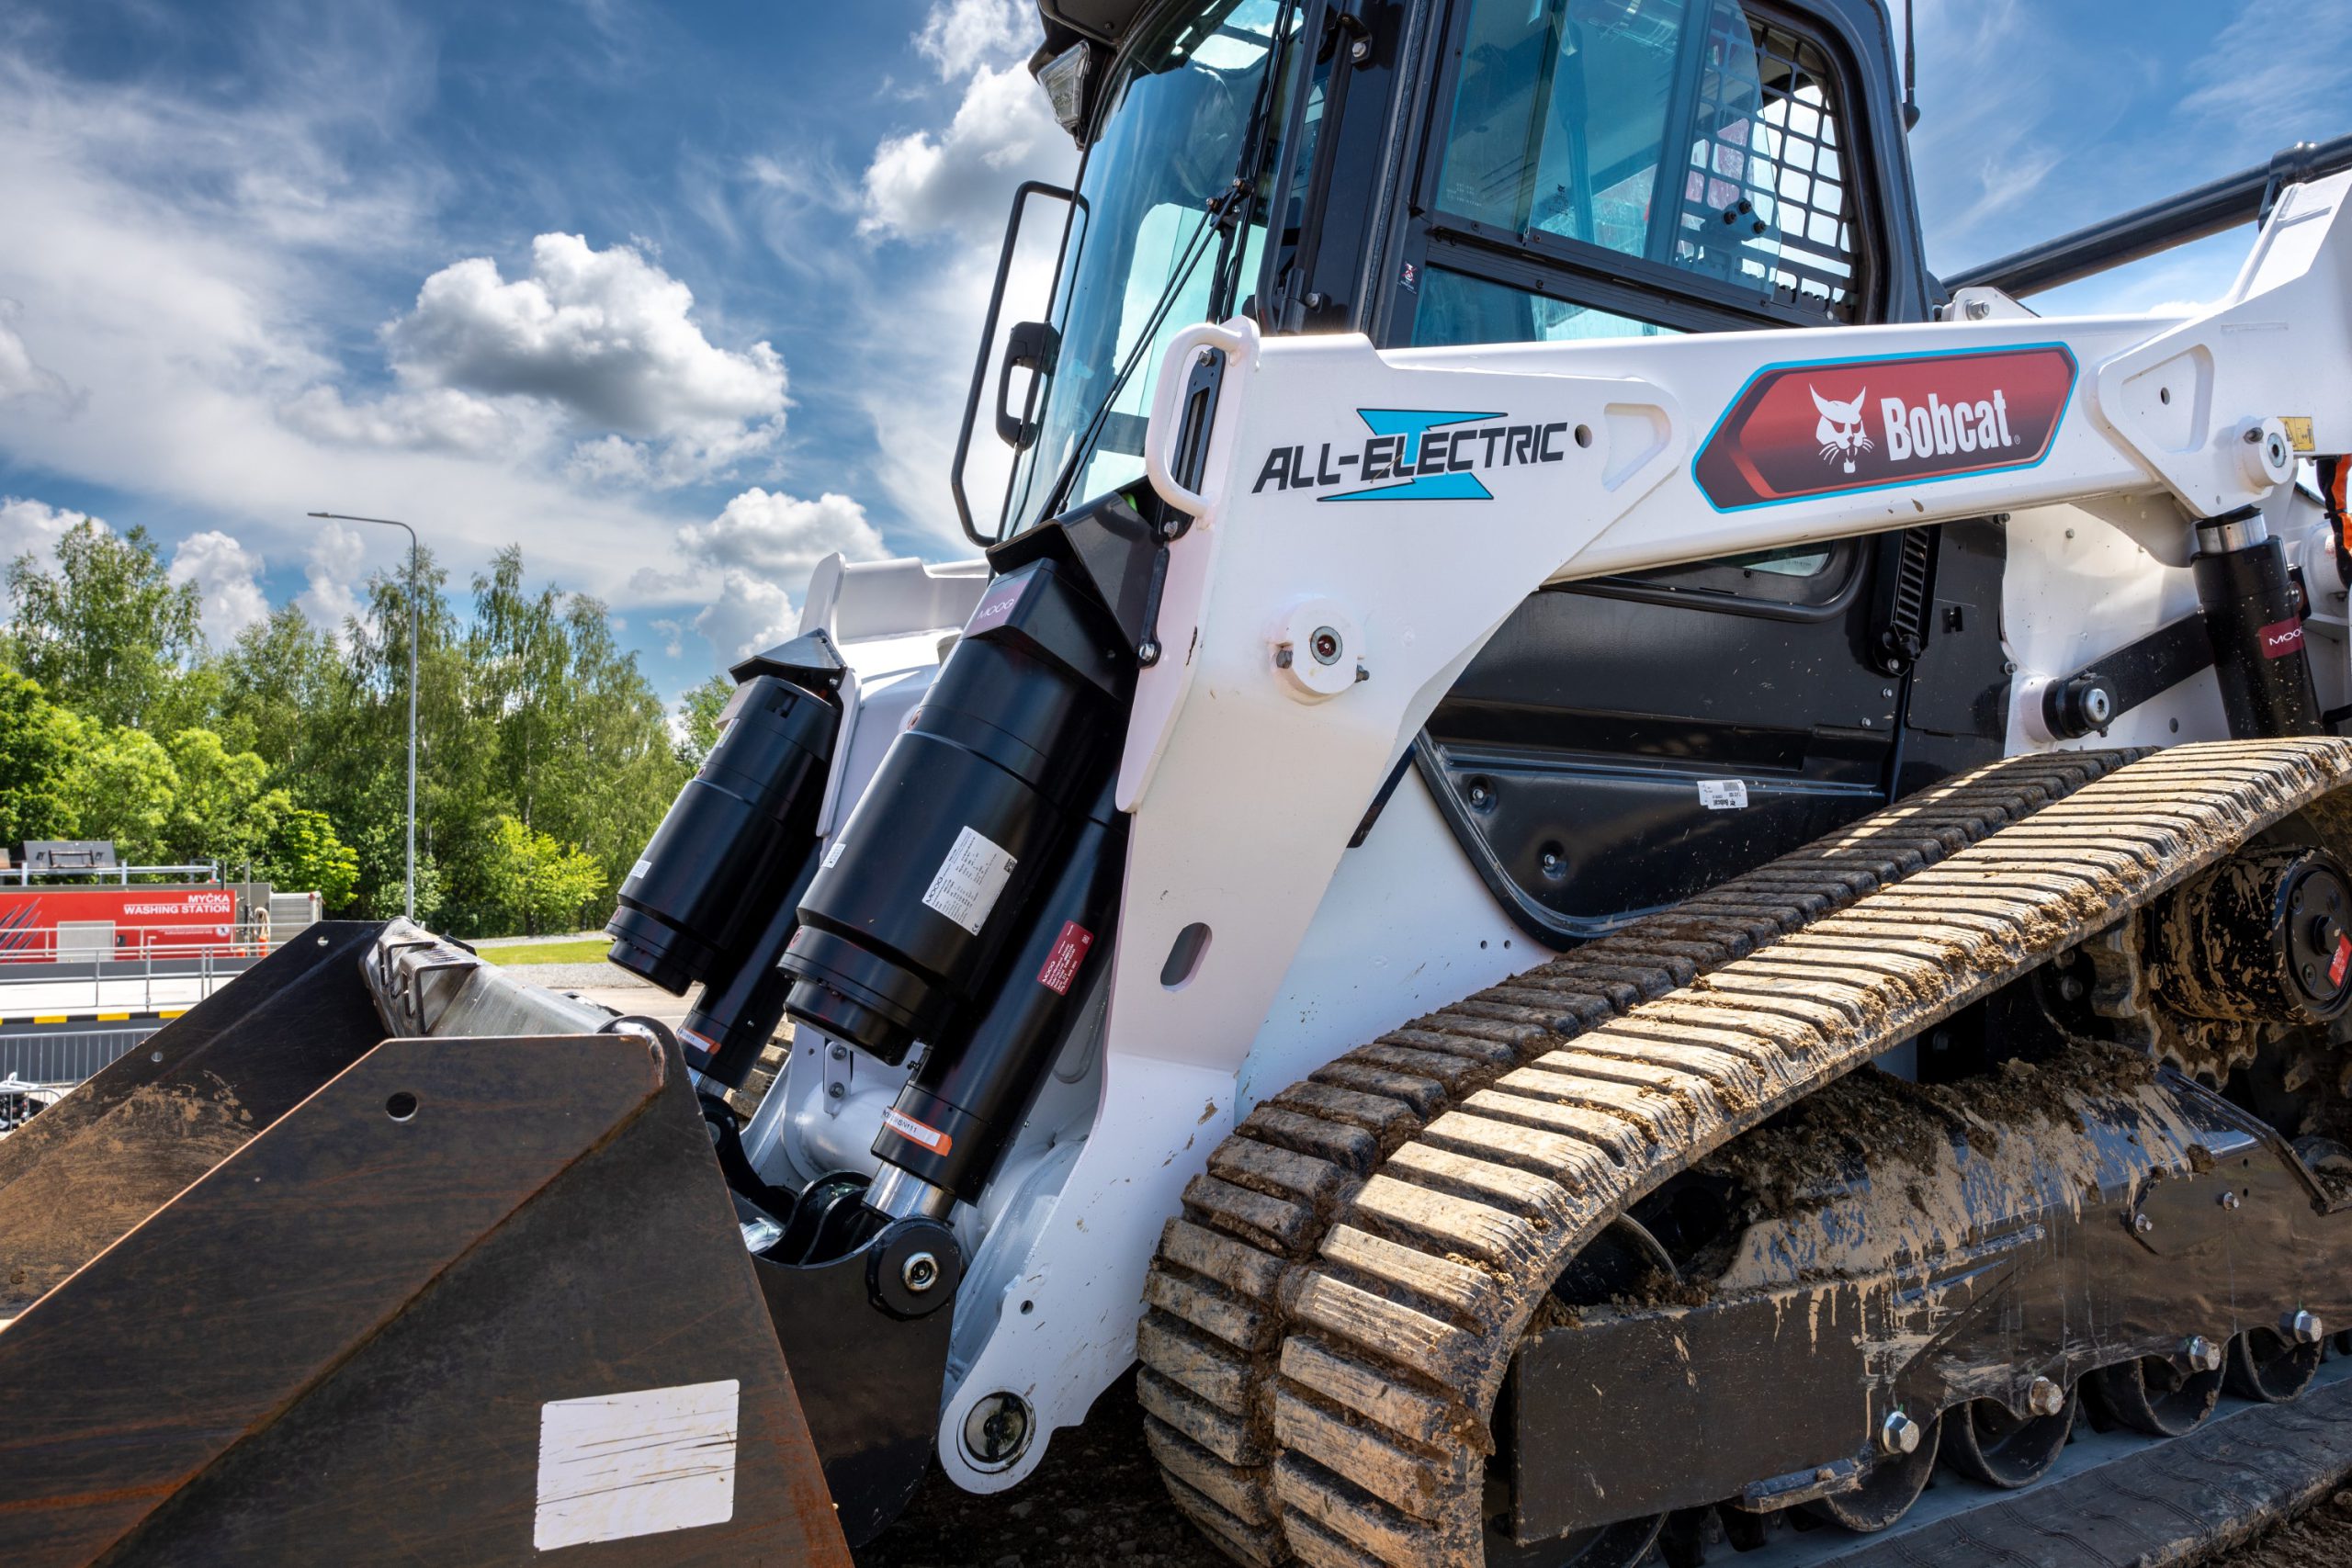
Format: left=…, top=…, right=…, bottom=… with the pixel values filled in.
left=0, top=921, right=852, bottom=1566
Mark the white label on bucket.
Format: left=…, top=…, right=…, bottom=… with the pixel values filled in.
left=922, top=826, right=1018, bottom=935
left=628, top=858, right=653, bottom=882
left=535, top=1379, right=739, bottom=1550
left=1697, top=779, right=1748, bottom=810
left=820, top=839, right=846, bottom=871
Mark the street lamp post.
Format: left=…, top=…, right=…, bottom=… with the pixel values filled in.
left=308, top=512, right=420, bottom=920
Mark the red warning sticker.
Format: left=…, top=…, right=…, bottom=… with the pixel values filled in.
left=881, top=1107, right=952, bottom=1155
left=2258, top=618, right=2306, bottom=660
left=2332, top=932, right=2349, bottom=987
left=1036, top=919, right=1095, bottom=996
left=1693, top=344, right=2078, bottom=510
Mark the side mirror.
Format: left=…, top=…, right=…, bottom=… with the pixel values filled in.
left=952, top=180, right=1078, bottom=547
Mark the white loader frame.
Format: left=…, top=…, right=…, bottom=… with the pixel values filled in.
left=899, top=173, right=2352, bottom=1490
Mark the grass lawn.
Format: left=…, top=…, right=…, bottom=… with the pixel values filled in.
left=476, top=938, right=613, bottom=966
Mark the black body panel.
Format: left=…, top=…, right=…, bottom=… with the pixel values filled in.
left=1416, top=555, right=1898, bottom=942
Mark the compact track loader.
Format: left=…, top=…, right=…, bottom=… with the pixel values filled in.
left=15, top=2, right=2352, bottom=1564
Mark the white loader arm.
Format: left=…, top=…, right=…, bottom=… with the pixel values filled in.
left=933, top=172, right=2352, bottom=1493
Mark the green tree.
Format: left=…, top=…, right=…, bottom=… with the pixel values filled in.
left=5, top=519, right=201, bottom=728
left=0, top=669, right=77, bottom=845
left=264, top=807, right=359, bottom=909
left=675, top=673, right=732, bottom=769
left=481, top=814, right=605, bottom=936
left=159, top=728, right=281, bottom=870
left=54, top=716, right=178, bottom=862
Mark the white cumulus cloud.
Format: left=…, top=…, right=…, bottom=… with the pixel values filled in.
left=168, top=529, right=270, bottom=646
left=679, top=487, right=888, bottom=578
left=661, top=487, right=893, bottom=668
left=298, top=520, right=368, bottom=634
left=376, top=233, right=787, bottom=480
left=693, top=566, right=800, bottom=664
left=0, top=495, right=92, bottom=573
left=917, top=0, right=1035, bottom=77
left=0, top=300, right=74, bottom=407
left=863, top=62, right=1067, bottom=243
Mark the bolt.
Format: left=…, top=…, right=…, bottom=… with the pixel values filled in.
left=1273, top=646, right=1294, bottom=669
left=1354, top=664, right=1370, bottom=682
left=1880, top=1409, right=1922, bottom=1456
left=1542, top=850, right=1563, bottom=874
left=827, top=1081, right=845, bottom=1100
left=2283, top=1309, right=2324, bottom=1345
left=1196, top=346, right=1216, bottom=366
left=1861, top=716, right=1874, bottom=728
left=902, top=1251, right=941, bottom=1293
left=963, top=1392, right=1034, bottom=1469
left=2185, top=1335, right=2223, bottom=1372
left=1160, top=518, right=1182, bottom=539
left=1468, top=782, right=1491, bottom=808
left=1964, top=299, right=1991, bottom=321
left=831, top=1044, right=849, bottom=1062
left=2245, top=425, right=2264, bottom=444
left=2028, top=1377, right=2065, bottom=1417
left=1309, top=626, right=1343, bottom=666
left=2134, top=1213, right=2155, bottom=1235
left=1137, top=639, right=1160, bottom=666
left=2221, top=1190, right=2242, bottom=1210
left=2083, top=686, right=2113, bottom=725
left=1883, top=687, right=1895, bottom=699
left=2058, top=975, right=2086, bottom=1001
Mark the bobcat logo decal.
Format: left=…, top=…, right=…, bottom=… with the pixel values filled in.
left=1812, top=384, right=1871, bottom=473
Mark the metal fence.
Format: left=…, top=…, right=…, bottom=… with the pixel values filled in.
left=0, top=1026, right=157, bottom=1091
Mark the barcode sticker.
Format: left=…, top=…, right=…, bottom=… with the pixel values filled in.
left=881, top=1106, right=953, bottom=1154
left=922, top=826, right=1017, bottom=935
left=1697, top=779, right=1748, bottom=810
left=535, top=1380, right=738, bottom=1550
left=1036, top=920, right=1095, bottom=995
left=820, top=840, right=846, bottom=870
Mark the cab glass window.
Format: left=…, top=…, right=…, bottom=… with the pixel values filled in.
left=1434, top=0, right=1860, bottom=320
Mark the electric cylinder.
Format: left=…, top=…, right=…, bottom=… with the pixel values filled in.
left=870, top=767, right=1125, bottom=1199
left=606, top=673, right=836, bottom=994
left=778, top=558, right=1127, bottom=1065
left=2192, top=506, right=2323, bottom=739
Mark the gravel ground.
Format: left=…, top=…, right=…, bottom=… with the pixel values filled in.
left=854, top=1372, right=1224, bottom=1568
left=854, top=1371, right=2350, bottom=1568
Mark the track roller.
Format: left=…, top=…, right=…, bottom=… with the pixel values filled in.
left=1939, top=1383, right=2076, bottom=1489
left=2086, top=1352, right=2222, bottom=1437
left=1805, top=1410, right=1940, bottom=1532
left=2227, top=1323, right=2325, bottom=1402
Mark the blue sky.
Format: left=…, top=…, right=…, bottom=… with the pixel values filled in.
left=0, top=0, right=2346, bottom=703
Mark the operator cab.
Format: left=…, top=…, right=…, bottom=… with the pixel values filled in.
left=965, top=0, right=2002, bottom=944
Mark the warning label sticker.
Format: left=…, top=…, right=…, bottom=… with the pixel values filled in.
left=881, top=1107, right=953, bottom=1155
left=1698, top=779, right=1749, bottom=810
left=1037, top=920, right=1095, bottom=995
left=922, top=825, right=1017, bottom=935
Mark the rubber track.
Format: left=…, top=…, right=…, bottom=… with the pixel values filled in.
left=1135, top=739, right=2352, bottom=1568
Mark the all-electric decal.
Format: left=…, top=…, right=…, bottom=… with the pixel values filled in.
left=1693, top=344, right=2079, bottom=510
left=1253, top=408, right=1575, bottom=502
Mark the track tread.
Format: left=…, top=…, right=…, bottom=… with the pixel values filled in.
left=1136, top=739, right=2352, bottom=1567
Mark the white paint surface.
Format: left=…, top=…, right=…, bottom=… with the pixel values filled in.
left=534, top=1379, right=740, bottom=1551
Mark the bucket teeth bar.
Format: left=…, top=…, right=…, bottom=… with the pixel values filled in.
left=1136, top=739, right=2352, bottom=1568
